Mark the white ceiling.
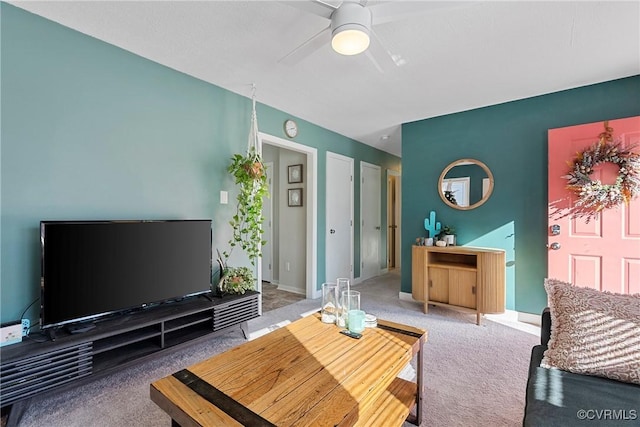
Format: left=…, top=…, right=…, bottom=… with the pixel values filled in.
left=10, top=1, right=640, bottom=157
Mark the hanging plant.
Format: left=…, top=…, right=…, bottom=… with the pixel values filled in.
left=216, top=85, right=270, bottom=295
left=223, top=146, right=269, bottom=265
left=562, top=121, right=640, bottom=222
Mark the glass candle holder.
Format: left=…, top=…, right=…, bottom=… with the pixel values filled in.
left=347, top=309, right=366, bottom=333
left=341, top=290, right=360, bottom=329
left=336, top=278, right=350, bottom=327
left=321, top=282, right=338, bottom=324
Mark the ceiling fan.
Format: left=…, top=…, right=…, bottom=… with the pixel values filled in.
left=279, top=0, right=466, bottom=72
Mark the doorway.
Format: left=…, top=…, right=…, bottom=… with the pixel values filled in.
left=548, top=116, right=640, bottom=292
left=387, top=170, right=401, bottom=270
left=360, top=161, right=381, bottom=281
left=259, top=132, right=318, bottom=299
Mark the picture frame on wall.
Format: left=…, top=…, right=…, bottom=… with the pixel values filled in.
left=288, top=164, right=303, bottom=184
left=288, top=188, right=303, bottom=207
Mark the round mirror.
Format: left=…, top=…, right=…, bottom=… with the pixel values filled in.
left=438, top=158, right=494, bottom=210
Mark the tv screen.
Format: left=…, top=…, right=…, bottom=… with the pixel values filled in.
left=40, top=220, right=212, bottom=329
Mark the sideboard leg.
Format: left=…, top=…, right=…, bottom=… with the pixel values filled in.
left=240, top=321, right=249, bottom=340
left=5, top=398, right=30, bottom=427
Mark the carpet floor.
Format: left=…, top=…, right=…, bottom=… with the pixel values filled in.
left=15, top=271, right=539, bottom=426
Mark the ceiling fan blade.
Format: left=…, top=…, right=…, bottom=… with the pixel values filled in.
left=370, top=1, right=473, bottom=26
left=365, top=29, right=402, bottom=73
left=278, top=25, right=332, bottom=66
left=279, top=0, right=337, bottom=19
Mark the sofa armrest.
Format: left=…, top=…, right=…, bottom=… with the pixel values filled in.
left=541, top=307, right=551, bottom=346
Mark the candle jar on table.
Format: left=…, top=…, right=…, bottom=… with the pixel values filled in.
left=341, top=290, right=360, bottom=329
left=335, top=278, right=350, bottom=327
left=321, top=283, right=338, bottom=324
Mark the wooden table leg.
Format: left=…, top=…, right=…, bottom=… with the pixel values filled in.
left=416, top=335, right=424, bottom=426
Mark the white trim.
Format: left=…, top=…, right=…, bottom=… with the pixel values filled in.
left=261, top=162, right=274, bottom=284
left=517, top=311, right=542, bottom=326
left=399, top=291, right=415, bottom=301
left=394, top=297, right=542, bottom=336
left=276, top=283, right=306, bottom=295
left=259, top=132, right=318, bottom=300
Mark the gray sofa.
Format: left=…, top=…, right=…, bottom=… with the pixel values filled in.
left=523, top=308, right=640, bottom=426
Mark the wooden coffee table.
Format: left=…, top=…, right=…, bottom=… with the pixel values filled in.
left=150, top=313, right=427, bottom=426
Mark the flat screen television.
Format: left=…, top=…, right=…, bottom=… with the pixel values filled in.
left=40, top=220, right=212, bottom=330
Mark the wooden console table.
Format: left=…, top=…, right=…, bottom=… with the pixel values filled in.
left=412, top=245, right=506, bottom=325
left=150, top=314, right=427, bottom=426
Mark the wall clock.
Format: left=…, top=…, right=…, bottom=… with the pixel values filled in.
left=284, top=119, right=298, bottom=138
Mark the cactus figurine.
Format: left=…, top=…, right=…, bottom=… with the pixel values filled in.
left=424, top=211, right=441, bottom=238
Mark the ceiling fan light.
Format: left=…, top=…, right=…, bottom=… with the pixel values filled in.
left=331, top=26, right=370, bottom=56
left=330, top=2, right=372, bottom=56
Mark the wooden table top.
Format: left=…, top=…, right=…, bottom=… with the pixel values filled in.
left=151, top=314, right=427, bottom=427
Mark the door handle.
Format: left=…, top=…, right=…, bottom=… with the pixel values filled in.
left=547, top=242, right=561, bottom=250
left=375, top=226, right=381, bottom=230
left=330, top=229, right=336, bottom=234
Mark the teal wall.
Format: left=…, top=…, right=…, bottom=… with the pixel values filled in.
left=402, top=75, right=640, bottom=314
left=0, top=4, right=400, bottom=324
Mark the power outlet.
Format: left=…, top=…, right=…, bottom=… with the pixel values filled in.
left=21, top=318, right=30, bottom=336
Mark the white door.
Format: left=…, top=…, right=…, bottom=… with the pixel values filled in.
left=326, top=152, right=353, bottom=283
left=361, top=162, right=381, bottom=281
left=261, top=162, right=273, bottom=282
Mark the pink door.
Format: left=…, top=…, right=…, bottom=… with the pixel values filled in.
left=548, top=116, right=640, bottom=294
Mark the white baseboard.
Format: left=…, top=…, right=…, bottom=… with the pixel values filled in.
left=396, top=293, right=541, bottom=335
left=517, top=311, right=542, bottom=326
left=276, top=283, right=305, bottom=295
left=399, top=291, right=415, bottom=301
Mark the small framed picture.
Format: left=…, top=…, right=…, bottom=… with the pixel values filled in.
left=288, top=164, right=303, bottom=184
left=288, top=188, right=303, bottom=207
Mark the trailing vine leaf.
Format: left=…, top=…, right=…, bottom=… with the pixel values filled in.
left=223, top=146, right=270, bottom=266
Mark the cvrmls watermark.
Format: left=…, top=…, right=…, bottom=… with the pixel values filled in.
left=577, top=409, right=637, bottom=421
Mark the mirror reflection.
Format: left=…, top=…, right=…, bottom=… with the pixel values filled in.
left=438, top=159, right=494, bottom=210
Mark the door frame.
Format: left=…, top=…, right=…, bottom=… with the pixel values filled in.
left=326, top=151, right=355, bottom=286
left=387, top=169, right=401, bottom=270
left=259, top=132, right=318, bottom=299
left=360, top=161, right=381, bottom=281
left=261, top=161, right=274, bottom=283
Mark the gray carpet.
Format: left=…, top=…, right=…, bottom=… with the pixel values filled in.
left=16, top=272, right=539, bottom=426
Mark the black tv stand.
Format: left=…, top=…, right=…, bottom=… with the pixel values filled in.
left=66, top=323, right=96, bottom=334
left=45, top=328, right=56, bottom=342
left=0, top=291, right=259, bottom=427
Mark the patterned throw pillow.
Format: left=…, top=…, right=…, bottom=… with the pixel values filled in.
left=541, top=278, right=640, bottom=385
